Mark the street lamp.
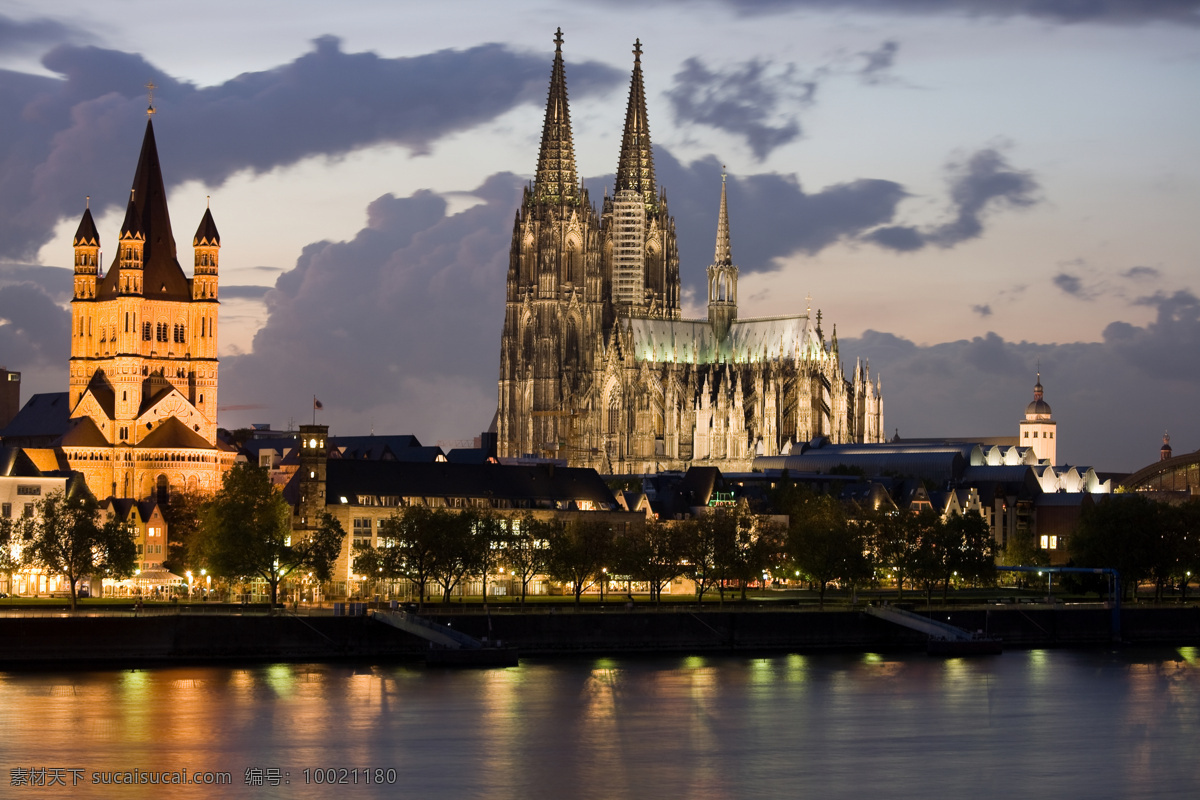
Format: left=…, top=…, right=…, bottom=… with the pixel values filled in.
left=600, top=567, right=607, bottom=603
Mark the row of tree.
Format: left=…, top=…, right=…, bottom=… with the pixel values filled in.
left=1069, top=495, right=1200, bottom=601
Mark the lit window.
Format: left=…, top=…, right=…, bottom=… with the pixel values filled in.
left=1040, top=535, right=1049, bottom=549
left=1049, top=536, right=1058, bottom=549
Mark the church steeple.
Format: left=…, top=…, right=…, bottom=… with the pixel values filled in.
left=615, top=39, right=656, bottom=210
left=99, top=119, right=190, bottom=301
left=532, top=28, right=578, bottom=205
left=707, top=170, right=738, bottom=341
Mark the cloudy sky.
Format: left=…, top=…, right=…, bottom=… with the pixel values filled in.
left=1, top=0, right=1197, bottom=471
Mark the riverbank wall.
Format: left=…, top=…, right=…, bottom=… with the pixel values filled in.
left=2, top=606, right=1199, bottom=667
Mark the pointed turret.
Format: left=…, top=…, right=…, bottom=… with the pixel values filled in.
left=615, top=39, right=656, bottom=210
left=73, top=205, right=100, bottom=248
left=72, top=202, right=100, bottom=300
left=532, top=28, right=578, bottom=205
left=193, top=203, right=220, bottom=301
left=99, top=119, right=190, bottom=301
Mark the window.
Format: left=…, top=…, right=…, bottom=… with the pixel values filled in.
left=23, top=504, right=34, bottom=518
left=16, top=485, right=40, bottom=496
left=143, top=322, right=152, bottom=340
left=1032, top=432, right=1038, bottom=438
left=1024, top=431, right=1029, bottom=438
left=353, top=518, right=372, bottom=532
left=1, top=503, right=9, bottom=519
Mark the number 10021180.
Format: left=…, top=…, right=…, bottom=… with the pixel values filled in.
left=303, top=768, right=396, bottom=785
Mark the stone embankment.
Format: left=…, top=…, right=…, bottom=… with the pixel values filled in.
left=1, top=605, right=1198, bottom=667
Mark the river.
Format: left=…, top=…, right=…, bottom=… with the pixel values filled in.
left=1, top=648, right=1197, bottom=798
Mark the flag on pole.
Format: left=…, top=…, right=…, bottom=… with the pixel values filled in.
left=313, top=397, right=323, bottom=410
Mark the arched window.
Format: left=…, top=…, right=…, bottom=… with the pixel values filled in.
left=155, top=474, right=169, bottom=505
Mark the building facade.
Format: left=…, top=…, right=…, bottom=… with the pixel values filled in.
left=497, top=32, right=885, bottom=475
left=64, top=117, right=235, bottom=501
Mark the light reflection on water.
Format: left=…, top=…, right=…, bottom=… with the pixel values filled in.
left=0, top=649, right=1197, bottom=798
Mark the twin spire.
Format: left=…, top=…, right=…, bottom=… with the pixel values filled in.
left=532, top=28, right=578, bottom=205
left=615, top=39, right=657, bottom=210
left=532, top=31, right=660, bottom=211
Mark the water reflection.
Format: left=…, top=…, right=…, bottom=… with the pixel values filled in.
left=0, top=650, right=1197, bottom=798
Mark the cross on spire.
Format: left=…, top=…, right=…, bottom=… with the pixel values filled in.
left=554, top=27, right=563, bottom=50
left=633, top=38, right=642, bottom=61
left=145, top=81, right=157, bottom=116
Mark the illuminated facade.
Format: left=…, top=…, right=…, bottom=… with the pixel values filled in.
left=497, top=32, right=885, bottom=474
left=64, top=117, right=235, bottom=501
left=1019, top=373, right=1056, bottom=464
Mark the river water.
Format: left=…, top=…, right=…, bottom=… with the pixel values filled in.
left=0, top=648, right=1197, bottom=798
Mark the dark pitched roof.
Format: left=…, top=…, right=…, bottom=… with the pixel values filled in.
left=316, top=460, right=617, bottom=508
left=59, top=416, right=109, bottom=447
left=98, top=119, right=191, bottom=302
left=446, top=448, right=492, bottom=465
left=193, top=206, right=220, bottom=246
left=0, top=392, right=71, bottom=441
left=0, top=446, right=43, bottom=477
left=81, top=371, right=115, bottom=420
left=73, top=206, right=100, bottom=246
left=139, top=417, right=214, bottom=450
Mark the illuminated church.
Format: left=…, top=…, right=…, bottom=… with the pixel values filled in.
left=497, top=32, right=885, bottom=474
left=63, top=113, right=235, bottom=501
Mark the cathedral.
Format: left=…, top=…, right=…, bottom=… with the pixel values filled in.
left=63, top=113, right=235, bottom=501
left=497, top=32, right=885, bottom=475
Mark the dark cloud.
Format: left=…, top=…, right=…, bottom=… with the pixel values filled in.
left=666, top=57, right=813, bottom=160
left=600, top=0, right=1200, bottom=25
left=647, top=150, right=909, bottom=299
left=0, top=37, right=623, bottom=261
left=858, top=40, right=900, bottom=84
left=1053, top=272, right=1089, bottom=298
left=220, top=173, right=523, bottom=438
left=848, top=313, right=1200, bottom=472
left=972, top=304, right=992, bottom=317
left=1122, top=265, right=1161, bottom=280
left=0, top=282, right=69, bottom=369
left=221, top=285, right=272, bottom=301
left=0, top=13, right=88, bottom=54
left=864, top=148, right=1039, bottom=251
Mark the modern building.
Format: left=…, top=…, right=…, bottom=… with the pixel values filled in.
left=60, top=113, right=235, bottom=502
left=497, top=32, right=885, bottom=476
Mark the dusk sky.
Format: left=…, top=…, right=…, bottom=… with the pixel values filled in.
left=0, top=0, right=1197, bottom=471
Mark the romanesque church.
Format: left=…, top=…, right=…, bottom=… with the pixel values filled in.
left=497, top=31, right=886, bottom=474
left=63, top=115, right=235, bottom=501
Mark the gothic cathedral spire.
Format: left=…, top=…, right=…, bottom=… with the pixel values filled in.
left=615, top=39, right=656, bottom=211
left=532, top=28, right=578, bottom=205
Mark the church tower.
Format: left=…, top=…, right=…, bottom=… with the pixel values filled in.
left=1019, top=372, right=1056, bottom=464
left=497, top=29, right=605, bottom=459
left=602, top=40, right=680, bottom=319
left=63, top=111, right=233, bottom=501
left=706, top=171, right=737, bottom=341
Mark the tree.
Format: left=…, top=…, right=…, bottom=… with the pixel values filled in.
left=360, top=505, right=439, bottom=609
left=785, top=490, right=861, bottom=608
left=428, top=509, right=481, bottom=604
left=0, top=516, right=21, bottom=595
left=1071, top=495, right=1158, bottom=601
left=161, top=487, right=208, bottom=576
left=503, top=513, right=552, bottom=605
left=544, top=517, right=612, bottom=606
left=681, top=516, right=719, bottom=602
left=21, top=490, right=137, bottom=610
left=196, top=465, right=344, bottom=607
left=469, top=509, right=505, bottom=607
left=942, top=511, right=995, bottom=599
left=614, top=517, right=687, bottom=604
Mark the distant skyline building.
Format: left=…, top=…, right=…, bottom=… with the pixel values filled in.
left=62, top=113, right=235, bottom=501
left=497, top=31, right=885, bottom=474
left=1019, top=373, right=1056, bottom=464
